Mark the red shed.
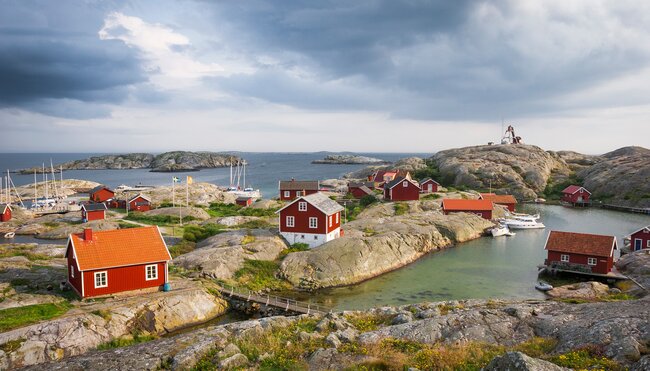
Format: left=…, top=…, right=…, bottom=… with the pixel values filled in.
left=236, top=196, right=254, bottom=207
left=419, top=178, right=440, bottom=194
left=276, top=192, right=343, bottom=248
left=348, top=182, right=374, bottom=199
left=65, top=226, right=171, bottom=298
left=89, top=185, right=115, bottom=204
left=279, top=180, right=320, bottom=201
left=561, top=185, right=591, bottom=205
left=479, top=193, right=518, bottom=212
left=384, top=177, right=421, bottom=201
left=81, top=203, right=107, bottom=222
left=128, top=194, right=152, bottom=212
left=442, top=199, right=493, bottom=220
left=544, top=230, right=617, bottom=275
left=0, top=204, right=11, bottom=222
left=628, top=225, right=650, bottom=251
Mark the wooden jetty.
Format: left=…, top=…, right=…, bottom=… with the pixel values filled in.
left=217, top=284, right=332, bottom=315
left=538, top=265, right=628, bottom=280
left=601, top=204, right=650, bottom=215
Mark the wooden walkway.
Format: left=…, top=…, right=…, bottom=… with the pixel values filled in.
left=601, top=204, right=650, bottom=215
left=538, top=265, right=628, bottom=280
left=217, top=284, right=332, bottom=315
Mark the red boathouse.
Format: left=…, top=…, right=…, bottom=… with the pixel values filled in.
left=276, top=192, right=343, bottom=248
left=279, top=180, right=320, bottom=201
left=348, top=182, right=374, bottom=199
left=65, top=226, right=172, bottom=298
left=384, top=177, right=420, bottom=201
left=628, top=225, right=650, bottom=251
left=81, top=203, right=107, bottom=222
left=128, top=194, right=152, bottom=212
left=89, top=185, right=115, bottom=204
left=0, top=204, right=11, bottom=222
left=419, top=178, right=440, bottom=194
left=479, top=193, right=518, bottom=212
left=236, top=196, right=254, bottom=207
left=561, top=185, right=591, bottom=205
left=442, top=199, right=493, bottom=220
left=544, top=231, right=617, bottom=275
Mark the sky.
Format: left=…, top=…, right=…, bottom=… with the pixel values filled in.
left=1, top=0, right=650, bottom=154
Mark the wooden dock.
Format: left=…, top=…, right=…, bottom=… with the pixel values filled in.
left=600, top=204, right=650, bottom=215
left=538, top=265, right=628, bottom=280
left=217, top=285, right=332, bottom=316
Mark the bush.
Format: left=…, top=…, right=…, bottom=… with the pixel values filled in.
left=233, top=260, right=290, bottom=291
left=279, top=243, right=310, bottom=259
left=359, top=194, right=378, bottom=207
left=97, top=332, right=157, bottom=350
left=394, top=203, right=409, bottom=216
left=183, top=224, right=224, bottom=242
left=125, top=212, right=196, bottom=225
left=168, top=240, right=196, bottom=258
left=207, top=202, right=277, bottom=218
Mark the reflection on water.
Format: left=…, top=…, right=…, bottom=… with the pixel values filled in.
left=288, top=204, right=650, bottom=310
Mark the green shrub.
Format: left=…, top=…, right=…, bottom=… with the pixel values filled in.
left=168, top=240, right=196, bottom=258
left=97, top=332, right=157, bottom=350
left=232, top=260, right=290, bottom=291
left=233, top=219, right=272, bottom=229
left=125, top=212, right=196, bottom=225
left=183, top=224, right=224, bottom=242
left=394, top=203, right=409, bottom=216
left=359, top=194, right=378, bottom=207
left=279, top=243, right=310, bottom=259
left=207, top=202, right=277, bottom=218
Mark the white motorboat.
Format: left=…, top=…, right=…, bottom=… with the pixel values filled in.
left=500, top=218, right=546, bottom=229
left=490, top=224, right=516, bottom=237
left=535, top=281, right=553, bottom=292
left=3, top=232, right=15, bottom=239
left=507, top=212, right=540, bottom=221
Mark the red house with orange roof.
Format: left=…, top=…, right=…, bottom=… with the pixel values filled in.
left=442, top=199, right=494, bottom=220
left=561, top=185, right=591, bottom=205
left=65, top=226, right=171, bottom=298
left=0, top=204, right=11, bottom=222
left=544, top=230, right=617, bottom=275
left=479, top=193, right=518, bottom=212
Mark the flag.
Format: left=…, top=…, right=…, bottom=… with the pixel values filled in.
left=172, top=177, right=180, bottom=183
left=186, top=176, right=193, bottom=185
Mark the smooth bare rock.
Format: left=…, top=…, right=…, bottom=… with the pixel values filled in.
left=312, top=155, right=389, bottom=164
left=545, top=281, right=610, bottom=300
left=483, top=351, right=569, bottom=371
left=308, top=348, right=379, bottom=371
left=552, top=150, right=600, bottom=171
left=208, top=215, right=263, bottom=227
left=218, top=353, right=249, bottom=369
left=173, top=229, right=287, bottom=279
left=279, top=204, right=493, bottom=289
left=37, top=220, right=120, bottom=240
left=616, top=250, right=650, bottom=293
left=14, top=223, right=49, bottom=235
left=250, top=199, right=283, bottom=210
left=143, top=206, right=211, bottom=220
left=13, top=179, right=101, bottom=201
left=128, top=182, right=237, bottom=207
left=344, top=157, right=426, bottom=179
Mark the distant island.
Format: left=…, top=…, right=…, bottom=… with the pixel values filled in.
left=312, top=154, right=390, bottom=165
left=18, top=151, right=241, bottom=173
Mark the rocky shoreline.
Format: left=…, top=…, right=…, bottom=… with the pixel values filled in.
left=312, top=155, right=390, bottom=165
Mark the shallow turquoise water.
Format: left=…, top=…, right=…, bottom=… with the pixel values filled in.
left=292, top=204, right=650, bottom=310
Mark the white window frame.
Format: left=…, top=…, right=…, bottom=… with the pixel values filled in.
left=647, top=240, right=650, bottom=248
left=296, top=190, right=302, bottom=197
left=402, top=181, right=408, bottom=187
left=145, top=264, right=158, bottom=281
left=286, top=216, right=295, bottom=227
left=309, top=217, right=318, bottom=229
left=335, top=213, right=339, bottom=224
left=298, top=202, right=307, bottom=211
left=94, top=271, right=108, bottom=288
left=283, top=191, right=290, bottom=198
left=329, top=215, right=333, bottom=227
left=587, top=257, right=597, bottom=266
left=560, top=254, right=569, bottom=262
left=70, top=265, right=75, bottom=279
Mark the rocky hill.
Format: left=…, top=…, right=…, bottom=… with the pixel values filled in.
left=312, top=155, right=389, bottom=165
left=18, top=151, right=239, bottom=173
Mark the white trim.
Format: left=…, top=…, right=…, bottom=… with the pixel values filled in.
left=94, top=271, right=108, bottom=288
left=560, top=254, right=569, bottom=262
left=587, top=257, right=597, bottom=266
left=309, top=217, right=318, bottom=229
left=633, top=238, right=643, bottom=251
left=81, top=271, right=85, bottom=297
left=335, top=212, right=339, bottom=224
left=156, top=226, right=173, bottom=261
left=145, top=264, right=158, bottom=281
left=565, top=186, right=592, bottom=195
left=329, top=215, right=333, bottom=227
left=298, top=201, right=307, bottom=211
left=275, top=193, right=343, bottom=215
left=627, top=225, right=650, bottom=238
left=128, top=193, right=151, bottom=203
left=283, top=191, right=290, bottom=198
left=70, top=265, right=75, bottom=279
left=286, top=215, right=295, bottom=227
left=386, top=177, right=419, bottom=190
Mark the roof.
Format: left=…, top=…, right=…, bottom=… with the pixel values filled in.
left=628, top=225, right=650, bottom=237
left=442, top=199, right=494, bottom=211
left=279, top=180, right=319, bottom=191
left=385, top=176, right=420, bottom=190
left=373, top=170, right=398, bottom=182
left=420, top=178, right=440, bottom=185
left=67, top=226, right=171, bottom=271
left=544, top=230, right=616, bottom=258
left=81, top=203, right=107, bottom=211
left=236, top=196, right=253, bottom=202
left=129, top=193, right=151, bottom=203
left=89, top=185, right=114, bottom=195
left=276, top=192, right=344, bottom=215
left=0, top=203, right=10, bottom=214
left=562, top=185, right=591, bottom=195
left=480, top=194, right=518, bottom=204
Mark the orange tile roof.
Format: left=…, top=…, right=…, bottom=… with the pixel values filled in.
left=68, top=226, right=171, bottom=271
left=480, top=194, right=518, bottom=204
left=545, top=231, right=616, bottom=258
left=442, top=199, right=493, bottom=211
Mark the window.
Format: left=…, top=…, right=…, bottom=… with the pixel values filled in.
left=587, top=257, right=597, bottom=266
left=335, top=213, right=339, bottom=223
left=70, top=265, right=74, bottom=279
left=301, top=234, right=305, bottom=239
left=283, top=191, right=290, bottom=198
left=647, top=240, right=650, bottom=248
left=296, top=191, right=301, bottom=197
left=94, top=271, right=107, bottom=288
left=309, top=217, right=318, bottom=228
left=560, top=254, right=569, bottom=262
left=298, top=202, right=307, bottom=211
left=403, top=181, right=408, bottom=187
left=146, top=264, right=158, bottom=280
left=286, top=216, right=295, bottom=227
left=329, top=215, right=333, bottom=227
left=314, top=235, right=318, bottom=240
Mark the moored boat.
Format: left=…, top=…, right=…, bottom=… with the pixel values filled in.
left=490, top=224, right=516, bottom=237
left=3, top=232, right=15, bottom=239
left=535, top=281, right=553, bottom=291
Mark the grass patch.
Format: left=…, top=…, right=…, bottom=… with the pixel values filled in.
left=0, top=302, right=72, bottom=332
left=279, top=242, right=310, bottom=259
left=421, top=193, right=442, bottom=200
left=615, top=280, right=636, bottom=292
left=117, top=221, right=139, bottom=229
left=393, top=202, right=409, bottom=216
left=231, top=219, right=272, bottom=229
left=183, top=224, right=224, bottom=242
left=363, top=227, right=377, bottom=237
left=207, top=202, right=277, bottom=218
left=241, top=234, right=256, bottom=245
left=232, top=260, right=290, bottom=291
left=10, top=278, right=31, bottom=287
left=345, top=313, right=395, bottom=332
left=0, top=246, right=50, bottom=261
left=548, top=347, right=624, bottom=370
left=91, top=309, right=112, bottom=321
left=168, top=240, right=196, bottom=258
left=438, top=302, right=464, bottom=315
left=124, top=212, right=196, bottom=226
left=97, top=332, right=157, bottom=350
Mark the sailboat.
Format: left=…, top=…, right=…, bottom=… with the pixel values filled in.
left=226, top=159, right=261, bottom=198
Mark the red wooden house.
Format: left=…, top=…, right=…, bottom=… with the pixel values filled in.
left=89, top=185, right=115, bottom=204
left=544, top=231, right=617, bottom=275
left=384, top=177, right=421, bottom=201
left=0, top=204, right=11, bottom=222
left=276, top=192, right=344, bottom=248
left=128, top=194, right=152, bottom=212
left=279, top=180, right=320, bottom=201
left=348, top=182, right=374, bottom=199
left=420, top=178, right=440, bottom=193
left=627, top=225, right=650, bottom=251
left=81, top=203, right=107, bottom=222
left=479, top=193, right=517, bottom=212
left=442, top=199, right=493, bottom=220
left=236, top=196, right=254, bottom=207
left=561, top=185, right=591, bottom=205
left=66, top=226, right=171, bottom=298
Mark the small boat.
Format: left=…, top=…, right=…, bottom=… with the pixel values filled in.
left=490, top=224, right=516, bottom=237
left=535, top=281, right=553, bottom=292
left=3, top=232, right=15, bottom=239
left=501, top=219, right=546, bottom=229
left=534, top=198, right=546, bottom=203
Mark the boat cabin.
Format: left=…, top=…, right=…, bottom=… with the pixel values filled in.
left=65, top=226, right=171, bottom=298
left=89, top=185, right=115, bottom=204
left=348, top=182, right=374, bottom=199
left=276, top=192, right=344, bottom=248
left=279, top=180, right=320, bottom=201
left=561, top=185, right=591, bottom=205
left=419, top=178, right=440, bottom=194
left=384, top=177, right=420, bottom=201
left=81, top=203, right=107, bottom=222
left=479, top=193, right=518, bottom=212
left=0, top=203, right=11, bottom=222
left=236, top=196, right=254, bottom=207
left=442, top=199, right=493, bottom=220
left=544, top=230, right=617, bottom=275
left=628, top=225, right=650, bottom=251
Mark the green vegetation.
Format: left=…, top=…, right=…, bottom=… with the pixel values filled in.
left=542, top=173, right=583, bottom=200
left=97, top=332, right=157, bottom=350
left=0, top=302, right=72, bottom=332
left=393, top=202, right=409, bottom=216
left=241, top=234, right=256, bottom=245
left=344, top=313, right=395, bottom=332
left=412, top=159, right=456, bottom=187
left=168, top=240, right=196, bottom=258
left=117, top=221, right=139, bottom=229
left=548, top=347, right=624, bottom=370
left=359, top=194, right=378, bottom=207
left=125, top=212, right=196, bottom=225
left=207, top=202, right=277, bottom=218
left=232, top=260, right=290, bottom=291
left=183, top=224, right=225, bottom=242
left=232, top=219, right=272, bottom=229
left=9, top=278, right=31, bottom=287
left=91, top=309, right=112, bottom=321
left=0, top=246, right=50, bottom=261
left=421, top=193, right=442, bottom=200
left=279, top=243, right=310, bottom=259
left=0, top=338, right=25, bottom=353
left=438, top=302, right=465, bottom=315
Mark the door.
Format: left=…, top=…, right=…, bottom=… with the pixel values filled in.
left=634, top=239, right=643, bottom=251
left=428, top=184, right=433, bottom=192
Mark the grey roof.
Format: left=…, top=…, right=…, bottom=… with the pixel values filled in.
left=277, top=192, right=344, bottom=215
left=385, top=177, right=419, bottom=190
left=81, top=203, right=107, bottom=211
left=89, top=185, right=113, bottom=195
left=348, top=183, right=373, bottom=195
left=279, top=180, right=319, bottom=191
left=0, top=203, right=10, bottom=213
left=348, top=181, right=374, bottom=188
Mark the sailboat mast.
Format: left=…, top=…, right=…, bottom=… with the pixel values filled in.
left=243, top=161, right=246, bottom=188
left=229, top=159, right=233, bottom=187
left=34, top=170, right=37, bottom=206
left=50, top=159, right=58, bottom=199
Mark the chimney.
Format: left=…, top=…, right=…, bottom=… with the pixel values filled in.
left=83, top=228, right=93, bottom=241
